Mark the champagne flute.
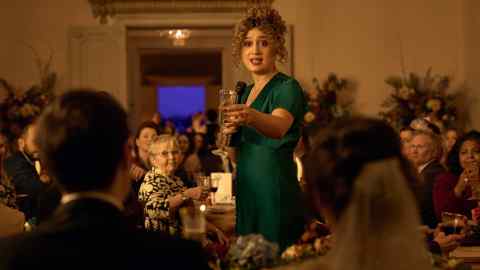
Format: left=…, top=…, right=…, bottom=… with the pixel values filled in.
left=213, top=89, right=238, bottom=157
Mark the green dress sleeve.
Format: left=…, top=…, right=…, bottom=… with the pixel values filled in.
left=271, top=78, right=308, bottom=122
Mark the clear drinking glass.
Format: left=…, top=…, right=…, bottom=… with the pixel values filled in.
left=213, top=89, right=238, bottom=156
left=440, top=212, right=467, bottom=235
left=180, top=205, right=206, bottom=244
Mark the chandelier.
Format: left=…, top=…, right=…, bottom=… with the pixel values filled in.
left=167, top=29, right=192, bottom=46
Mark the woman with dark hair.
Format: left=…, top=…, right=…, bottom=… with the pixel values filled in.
left=184, top=133, right=224, bottom=183
left=130, top=121, right=158, bottom=191
left=125, top=121, right=158, bottom=228
left=284, top=117, right=432, bottom=270
left=440, top=127, right=462, bottom=165
left=433, top=130, right=480, bottom=219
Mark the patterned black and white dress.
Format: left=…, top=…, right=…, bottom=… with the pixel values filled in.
left=138, top=167, right=187, bottom=235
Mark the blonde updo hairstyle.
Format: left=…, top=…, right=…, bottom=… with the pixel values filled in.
left=232, top=6, right=288, bottom=66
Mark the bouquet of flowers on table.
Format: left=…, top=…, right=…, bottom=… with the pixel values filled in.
left=221, top=234, right=279, bottom=270
left=379, top=68, right=460, bottom=131
left=281, top=221, right=333, bottom=263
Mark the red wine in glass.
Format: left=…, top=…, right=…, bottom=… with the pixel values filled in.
left=210, top=186, right=218, bottom=193
left=440, top=222, right=463, bottom=235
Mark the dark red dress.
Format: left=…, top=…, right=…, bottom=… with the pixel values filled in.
left=433, top=172, right=477, bottom=219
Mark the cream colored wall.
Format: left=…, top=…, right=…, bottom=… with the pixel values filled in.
left=274, top=0, right=465, bottom=117
left=464, top=0, right=480, bottom=129
left=0, top=1, right=97, bottom=92
left=0, top=0, right=474, bottom=126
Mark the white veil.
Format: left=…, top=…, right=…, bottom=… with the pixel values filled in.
left=329, top=158, right=433, bottom=270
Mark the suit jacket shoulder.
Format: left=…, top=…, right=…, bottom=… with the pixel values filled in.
left=0, top=198, right=210, bottom=270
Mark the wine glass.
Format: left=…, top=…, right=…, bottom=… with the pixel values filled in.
left=210, top=177, right=220, bottom=205
left=197, top=175, right=211, bottom=204
left=440, top=212, right=467, bottom=235
left=212, top=89, right=238, bottom=157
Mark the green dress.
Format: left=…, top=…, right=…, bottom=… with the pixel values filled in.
left=233, top=72, right=307, bottom=251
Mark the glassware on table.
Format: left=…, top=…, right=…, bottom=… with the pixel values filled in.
left=466, top=163, right=480, bottom=200
left=440, top=212, right=467, bottom=235
left=213, top=89, right=238, bottom=157
left=179, top=205, right=206, bottom=244
left=198, top=175, right=212, bottom=204
left=209, top=176, right=220, bottom=205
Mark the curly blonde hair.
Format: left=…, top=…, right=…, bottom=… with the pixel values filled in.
left=232, top=6, right=288, bottom=66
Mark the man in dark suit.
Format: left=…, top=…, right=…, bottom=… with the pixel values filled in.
left=0, top=89, right=210, bottom=269
left=3, top=122, right=49, bottom=220
left=410, top=130, right=445, bottom=228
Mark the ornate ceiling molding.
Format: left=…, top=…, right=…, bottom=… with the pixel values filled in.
left=88, top=0, right=274, bottom=24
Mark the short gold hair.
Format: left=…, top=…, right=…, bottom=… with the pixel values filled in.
left=232, top=6, right=288, bottom=65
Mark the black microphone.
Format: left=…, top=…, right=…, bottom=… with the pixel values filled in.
left=234, top=81, right=247, bottom=104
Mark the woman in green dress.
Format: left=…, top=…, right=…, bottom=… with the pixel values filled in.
left=223, top=6, right=307, bottom=250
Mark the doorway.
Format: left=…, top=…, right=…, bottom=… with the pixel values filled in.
left=127, top=27, right=242, bottom=130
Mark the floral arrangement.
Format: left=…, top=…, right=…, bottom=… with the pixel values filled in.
left=379, top=68, right=460, bottom=131
left=431, top=254, right=471, bottom=270
left=281, top=221, right=332, bottom=263
left=304, top=73, right=352, bottom=128
left=222, top=234, right=279, bottom=270
left=0, top=45, right=56, bottom=140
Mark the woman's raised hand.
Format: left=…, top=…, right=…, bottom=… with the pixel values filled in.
left=221, top=104, right=256, bottom=134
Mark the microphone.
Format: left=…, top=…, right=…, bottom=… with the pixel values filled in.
left=234, top=81, right=247, bottom=104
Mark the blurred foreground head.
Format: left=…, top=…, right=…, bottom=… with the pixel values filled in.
left=36, top=89, right=130, bottom=197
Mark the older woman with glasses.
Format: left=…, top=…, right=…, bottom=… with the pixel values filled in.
left=138, top=135, right=227, bottom=243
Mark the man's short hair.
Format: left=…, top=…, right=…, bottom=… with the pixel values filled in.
left=36, top=89, right=129, bottom=192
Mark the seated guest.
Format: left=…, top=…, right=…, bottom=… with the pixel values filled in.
left=0, top=89, right=210, bottom=269
left=410, top=130, right=445, bottom=228
left=444, top=128, right=461, bottom=155
left=175, top=134, right=195, bottom=188
left=433, top=131, right=480, bottom=219
left=184, top=133, right=206, bottom=180
left=205, top=109, right=219, bottom=148
left=151, top=112, right=164, bottom=133
left=0, top=133, right=10, bottom=176
left=127, top=122, right=163, bottom=228
left=163, top=120, right=177, bottom=135
left=3, top=122, right=50, bottom=220
left=1, top=133, right=17, bottom=209
left=138, top=135, right=227, bottom=243
left=441, top=128, right=461, bottom=165
left=129, top=121, right=158, bottom=192
left=410, top=118, right=441, bottom=135
left=184, top=133, right=224, bottom=181
left=399, top=126, right=414, bottom=162
left=284, top=117, right=432, bottom=270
